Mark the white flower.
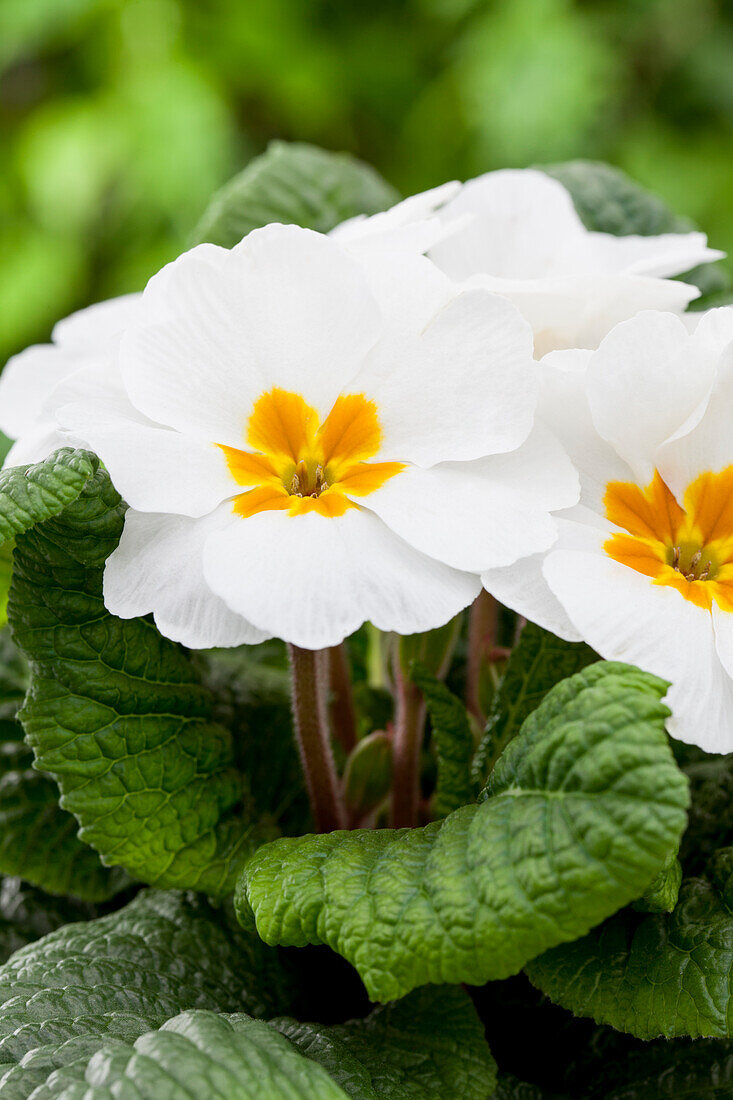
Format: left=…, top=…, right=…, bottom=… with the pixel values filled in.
left=53, top=224, right=578, bottom=650
left=0, top=294, right=141, bottom=465
left=483, top=307, right=733, bottom=752
left=345, top=169, right=723, bottom=356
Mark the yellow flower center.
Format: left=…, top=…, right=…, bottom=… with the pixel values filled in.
left=604, top=466, right=733, bottom=611
left=218, top=387, right=405, bottom=518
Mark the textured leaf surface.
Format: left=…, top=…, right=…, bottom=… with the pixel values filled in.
left=0, top=888, right=294, bottom=1088
left=543, top=159, right=730, bottom=299
left=603, top=1041, right=733, bottom=1099
left=679, top=750, right=733, bottom=875
left=472, top=623, right=596, bottom=785
left=410, top=661, right=475, bottom=817
left=9, top=461, right=265, bottom=897
left=193, top=140, right=399, bottom=248
left=633, top=852, right=681, bottom=914
left=526, top=847, right=733, bottom=1039
left=273, top=985, right=496, bottom=1099
left=0, top=450, right=95, bottom=548
left=237, top=663, right=689, bottom=1002
left=0, top=877, right=98, bottom=965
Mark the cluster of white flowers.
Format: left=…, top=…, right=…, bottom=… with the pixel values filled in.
left=2, top=168, right=731, bottom=750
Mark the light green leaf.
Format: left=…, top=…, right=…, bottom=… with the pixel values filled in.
left=9, top=459, right=267, bottom=897
left=472, top=623, right=596, bottom=785
left=273, top=985, right=496, bottom=1099
left=237, top=663, right=689, bottom=1003
left=526, top=847, right=733, bottom=1039
left=0, top=449, right=95, bottom=547
left=409, top=661, right=475, bottom=817
left=632, top=851, right=682, bottom=914
left=193, top=140, right=399, bottom=248
left=543, top=160, right=730, bottom=299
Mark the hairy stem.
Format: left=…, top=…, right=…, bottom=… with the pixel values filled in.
left=288, top=644, right=347, bottom=832
left=390, top=661, right=426, bottom=829
left=466, top=589, right=499, bottom=724
left=327, top=643, right=358, bottom=754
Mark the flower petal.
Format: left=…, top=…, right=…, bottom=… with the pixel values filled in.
left=122, top=226, right=382, bottom=448
left=202, top=507, right=479, bottom=649
left=56, top=368, right=235, bottom=516
left=360, top=424, right=578, bottom=571
left=52, top=293, right=142, bottom=349
left=543, top=527, right=733, bottom=752
left=481, top=553, right=582, bottom=642
left=104, top=507, right=268, bottom=648
left=350, top=287, right=537, bottom=467
left=574, top=231, right=723, bottom=278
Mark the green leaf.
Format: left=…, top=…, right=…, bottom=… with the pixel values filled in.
left=526, top=847, right=733, bottom=1039
left=193, top=140, right=399, bottom=249
left=0, top=888, right=295, bottom=1085
left=0, top=448, right=96, bottom=548
left=237, top=663, right=688, bottom=1003
left=9, top=459, right=267, bottom=897
left=272, top=986, right=497, bottom=1100
left=27, top=1011, right=352, bottom=1100
left=472, top=623, right=596, bottom=785
left=0, top=876, right=99, bottom=965
left=493, top=1077, right=567, bottom=1100
left=542, top=160, right=730, bottom=299
left=679, top=750, right=733, bottom=875
left=602, top=1041, right=733, bottom=1100
left=632, top=851, right=682, bottom=914
left=409, top=661, right=475, bottom=817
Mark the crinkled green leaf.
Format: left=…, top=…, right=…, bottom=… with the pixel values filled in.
left=28, top=1011, right=350, bottom=1100
left=603, top=1041, right=733, bottom=1100
left=409, top=661, right=475, bottom=817
left=0, top=877, right=99, bottom=965
left=472, top=624, right=596, bottom=785
left=273, top=985, right=496, bottom=1099
left=237, top=663, right=688, bottom=1003
left=8, top=460, right=267, bottom=897
left=633, top=851, right=682, bottom=914
left=679, top=750, right=733, bottom=875
left=526, top=847, right=733, bottom=1039
left=0, top=449, right=96, bottom=547
left=543, top=159, right=730, bottom=299
left=0, top=888, right=294, bottom=1090
left=193, top=140, right=399, bottom=249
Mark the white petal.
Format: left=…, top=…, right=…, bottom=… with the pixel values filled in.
left=52, top=293, right=142, bottom=350
left=352, top=287, right=537, bottom=467
left=586, top=311, right=715, bottom=484
left=0, top=345, right=83, bottom=439
left=656, top=347, right=733, bottom=502
left=331, top=182, right=461, bottom=253
left=543, top=529, right=733, bottom=752
left=104, top=508, right=268, bottom=649
left=203, top=506, right=480, bottom=649
left=431, top=169, right=586, bottom=281
left=349, top=249, right=455, bottom=335
left=3, top=425, right=70, bottom=466
left=56, top=368, right=235, bottom=516
left=570, top=231, right=723, bottom=278
left=122, top=226, right=382, bottom=447
left=481, top=553, right=582, bottom=642
left=539, top=351, right=632, bottom=514
left=361, top=424, right=578, bottom=571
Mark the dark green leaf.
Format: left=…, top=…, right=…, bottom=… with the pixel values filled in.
left=193, top=141, right=399, bottom=249
left=237, top=663, right=688, bottom=1002
left=9, top=460, right=268, bottom=897
left=526, top=848, right=733, bottom=1039
left=0, top=876, right=99, bottom=965
left=410, top=661, right=475, bottom=816
left=472, top=623, right=596, bottom=785
left=632, top=852, right=682, bottom=914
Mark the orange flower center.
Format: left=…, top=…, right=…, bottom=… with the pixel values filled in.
left=218, top=387, right=404, bottom=519
left=604, top=466, right=733, bottom=611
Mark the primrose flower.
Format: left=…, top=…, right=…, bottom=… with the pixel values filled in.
left=0, top=294, right=141, bottom=465
left=345, top=170, right=723, bottom=356
left=483, top=307, right=733, bottom=752
left=54, top=224, right=577, bottom=650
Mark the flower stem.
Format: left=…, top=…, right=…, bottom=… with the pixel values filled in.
left=390, top=659, right=426, bottom=829
left=466, top=589, right=499, bottom=724
left=327, top=643, right=358, bottom=755
left=288, top=644, right=347, bottom=833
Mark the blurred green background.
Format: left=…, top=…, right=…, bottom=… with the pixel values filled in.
left=2, top=0, right=732, bottom=363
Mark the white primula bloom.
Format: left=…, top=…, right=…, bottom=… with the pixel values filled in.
left=483, top=307, right=733, bottom=753
left=54, top=224, right=578, bottom=650
left=339, top=169, right=723, bottom=356
left=0, top=294, right=141, bottom=464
